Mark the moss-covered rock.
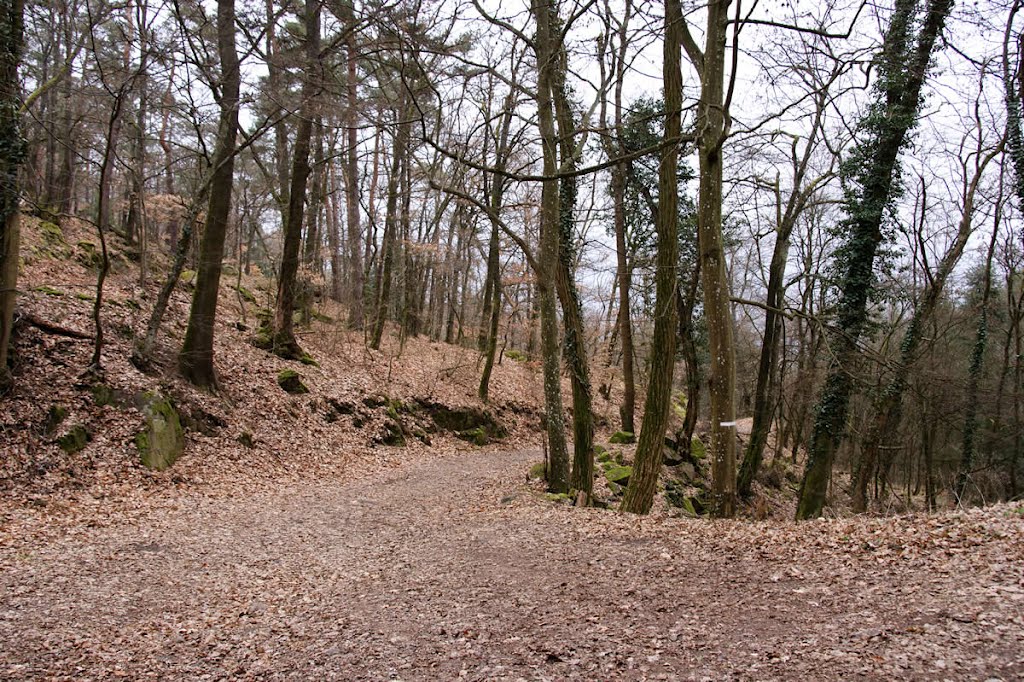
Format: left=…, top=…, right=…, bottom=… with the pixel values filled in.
left=136, top=393, right=185, bottom=471
left=609, top=431, right=635, bottom=445
left=299, top=352, right=319, bottom=367
left=597, top=449, right=613, bottom=464
left=44, top=405, right=68, bottom=436
left=528, top=461, right=547, bottom=480
left=679, top=496, right=697, bottom=516
left=74, top=240, right=101, bottom=269
left=664, top=479, right=686, bottom=507
left=664, top=480, right=702, bottom=516
left=33, top=285, right=63, bottom=297
left=233, top=284, right=257, bottom=303
left=604, top=465, right=633, bottom=486
left=505, top=349, right=527, bottom=362
left=91, top=383, right=125, bottom=407
left=277, top=369, right=309, bottom=395
left=676, top=462, right=696, bottom=481
left=311, top=311, right=334, bottom=324
left=376, top=420, right=406, bottom=447
left=40, top=221, right=68, bottom=252
left=458, top=426, right=489, bottom=446
left=691, top=435, right=706, bottom=460
left=56, top=424, right=90, bottom=453
left=385, top=398, right=407, bottom=421
left=418, top=400, right=506, bottom=440
left=545, top=492, right=571, bottom=503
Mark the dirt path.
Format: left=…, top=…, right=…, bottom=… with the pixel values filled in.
left=1, top=447, right=1022, bottom=681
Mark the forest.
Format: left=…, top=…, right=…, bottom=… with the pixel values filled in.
left=1, top=0, right=1024, bottom=676
left=3, top=0, right=1022, bottom=516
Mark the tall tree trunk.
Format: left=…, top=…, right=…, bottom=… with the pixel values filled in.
left=854, top=138, right=1001, bottom=511
left=343, top=14, right=363, bottom=329
left=158, top=70, right=177, bottom=249
left=696, top=0, right=737, bottom=518
left=178, top=0, right=240, bottom=387
left=326, top=161, right=344, bottom=300
left=370, top=118, right=405, bottom=351
left=272, top=0, right=320, bottom=359
left=736, top=239, right=789, bottom=499
left=124, top=1, right=148, bottom=256
left=89, top=89, right=129, bottom=373
left=478, top=90, right=513, bottom=401
left=797, top=0, right=953, bottom=519
left=956, top=204, right=1003, bottom=501
left=303, top=118, right=324, bottom=268
left=549, top=36, right=595, bottom=500
left=266, top=0, right=289, bottom=207
left=478, top=219, right=502, bottom=401
left=676, top=262, right=701, bottom=450
left=0, top=0, right=24, bottom=391
left=620, top=0, right=682, bottom=514
left=738, top=97, right=829, bottom=496
left=399, top=154, right=416, bottom=342
left=531, top=0, right=570, bottom=494
left=600, top=0, right=636, bottom=432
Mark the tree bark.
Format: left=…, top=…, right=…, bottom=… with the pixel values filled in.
left=342, top=9, right=363, bottom=329
left=178, top=0, right=240, bottom=387
left=0, top=0, right=24, bottom=391
left=797, top=0, right=953, bottom=518
left=531, top=0, right=570, bottom=494
left=549, top=34, right=595, bottom=500
left=696, top=0, right=737, bottom=517
left=479, top=90, right=513, bottom=401
left=854, top=137, right=1001, bottom=511
left=271, top=0, right=320, bottom=359
left=738, top=99, right=830, bottom=497
left=620, top=0, right=682, bottom=514
left=956, top=197, right=1003, bottom=501
left=676, top=261, right=701, bottom=450
left=370, top=114, right=406, bottom=351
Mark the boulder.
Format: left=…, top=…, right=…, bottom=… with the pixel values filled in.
left=676, top=462, right=696, bottom=481
left=136, top=393, right=185, bottom=471
left=375, top=420, right=406, bottom=447
left=691, top=435, right=706, bottom=460
left=604, top=465, right=633, bottom=486
left=56, top=424, right=90, bottom=454
left=457, top=426, right=489, bottom=446
left=277, top=369, right=309, bottom=395
left=663, top=446, right=684, bottom=467
left=44, top=405, right=68, bottom=436
left=609, top=430, right=635, bottom=445
left=416, top=399, right=506, bottom=441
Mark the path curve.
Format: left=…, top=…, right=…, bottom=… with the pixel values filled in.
left=1, top=447, right=1022, bottom=680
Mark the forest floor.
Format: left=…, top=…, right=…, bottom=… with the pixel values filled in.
left=1, top=443, right=1022, bottom=681
left=3, top=215, right=1024, bottom=680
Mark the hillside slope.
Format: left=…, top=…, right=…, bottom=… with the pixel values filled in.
left=1, top=215, right=554, bottom=522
